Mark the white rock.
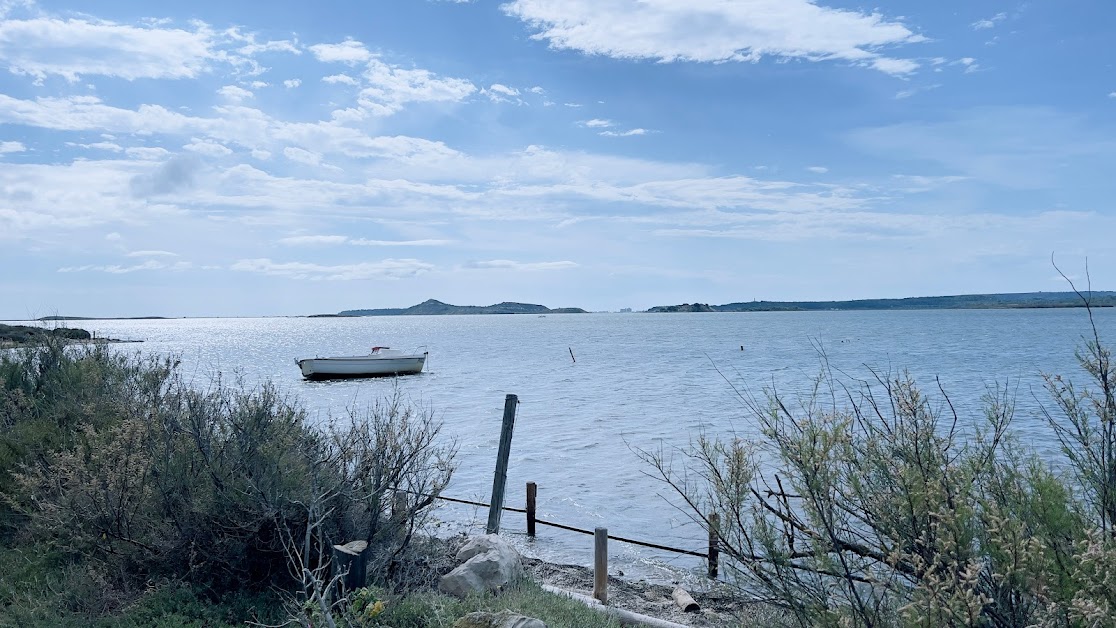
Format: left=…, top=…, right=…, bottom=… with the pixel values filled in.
left=439, top=535, right=525, bottom=598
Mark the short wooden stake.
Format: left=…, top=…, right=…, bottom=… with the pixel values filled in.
left=526, top=481, right=537, bottom=537
left=486, top=394, right=518, bottom=534
left=707, top=512, right=720, bottom=579
left=594, top=527, right=608, bottom=604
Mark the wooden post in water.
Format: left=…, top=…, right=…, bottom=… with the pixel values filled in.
left=486, top=394, right=518, bottom=534
left=707, top=512, right=720, bottom=579
left=594, top=527, right=608, bottom=604
left=526, top=482, right=537, bottom=537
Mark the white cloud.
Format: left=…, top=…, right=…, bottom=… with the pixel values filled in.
left=972, top=12, right=1007, bottom=30
left=125, top=146, right=170, bottom=160
left=0, top=16, right=217, bottom=81
left=581, top=118, right=613, bottom=128
left=218, top=85, right=254, bottom=102
left=466, top=259, right=578, bottom=271
left=1108, top=92, right=1115, bottom=99
left=251, top=148, right=272, bottom=160
left=284, top=78, right=302, bottom=88
left=0, top=140, right=26, bottom=153
left=807, top=166, right=828, bottom=173
left=0, top=93, right=460, bottom=163
left=279, top=235, right=349, bottom=246
left=184, top=138, right=233, bottom=157
left=503, top=0, right=925, bottom=75
left=283, top=146, right=322, bottom=166
left=126, top=250, right=178, bottom=257
left=599, top=128, right=649, bottom=137
left=485, top=83, right=522, bottom=103
left=528, top=86, right=545, bottom=94
left=280, top=234, right=451, bottom=247
left=67, top=140, right=123, bottom=152
left=58, top=260, right=171, bottom=274
left=322, top=73, right=360, bottom=86
left=358, top=56, right=476, bottom=115
left=309, top=39, right=371, bottom=64
left=231, top=258, right=434, bottom=280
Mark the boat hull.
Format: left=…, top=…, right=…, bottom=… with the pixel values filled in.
left=298, top=354, right=426, bottom=379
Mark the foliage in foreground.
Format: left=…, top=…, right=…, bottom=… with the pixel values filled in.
left=648, top=309, right=1116, bottom=626
left=0, top=337, right=456, bottom=625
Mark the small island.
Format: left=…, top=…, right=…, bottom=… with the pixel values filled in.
left=331, top=299, right=588, bottom=317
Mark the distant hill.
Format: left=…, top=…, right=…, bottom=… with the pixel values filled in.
left=337, top=299, right=588, bottom=317
left=647, top=292, right=1116, bottom=313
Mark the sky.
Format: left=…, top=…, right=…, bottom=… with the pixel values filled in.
left=1, top=0, right=1114, bottom=317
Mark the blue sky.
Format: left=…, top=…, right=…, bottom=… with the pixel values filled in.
left=1, top=0, right=1113, bottom=317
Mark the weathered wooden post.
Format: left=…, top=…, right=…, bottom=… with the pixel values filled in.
left=332, top=540, right=368, bottom=592
left=707, top=512, right=720, bottom=579
left=486, top=394, right=518, bottom=534
left=526, top=481, right=537, bottom=537
left=594, top=527, right=608, bottom=604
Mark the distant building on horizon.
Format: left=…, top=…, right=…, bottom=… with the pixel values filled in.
left=619, top=308, right=632, bottom=313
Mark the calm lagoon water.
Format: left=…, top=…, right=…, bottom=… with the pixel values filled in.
left=11, top=308, right=1115, bottom=583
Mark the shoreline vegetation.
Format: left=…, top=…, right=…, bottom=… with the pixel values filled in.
left=0, top=323, right=136, bottom=348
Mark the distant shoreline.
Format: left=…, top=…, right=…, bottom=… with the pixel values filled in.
left=7, top=291, right=1115, bottom=320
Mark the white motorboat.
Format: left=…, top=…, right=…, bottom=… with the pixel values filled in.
left=296, top=346, right=428, bottom=379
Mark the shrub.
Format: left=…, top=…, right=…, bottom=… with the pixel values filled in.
left=0, top=342, right=456, bottom=620
left=646, top=320, right=1114, bottom=627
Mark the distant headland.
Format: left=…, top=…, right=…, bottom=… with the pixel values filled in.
left=646, top=291, right=1116, bottom=313
left=324, top=299, right=588, bottom=317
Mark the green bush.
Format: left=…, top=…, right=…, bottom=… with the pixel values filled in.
left=647, top=318, right=1116, bottom=627
left=0, top=341, right=456, bottom=622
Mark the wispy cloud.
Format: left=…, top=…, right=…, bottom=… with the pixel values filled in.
left=58, top=260, right=192, bottom=273
left=971, top=12, right=1007, bottom=30
left=599, top=128, right=649, bottom=137
left=503, top=0, right=925, bottom=75
left=359, top=56, right=476, bottom=115
left=231, top=258, right=434, bottom=280
left=464, top=259, right=577, bottom=271
left=806, top=166, right=828, bottom=174
left=217, top=85, right=253, bottom=102
left=581, top=118, right=612, bottom=128
left=283, top=78, right=301, bottom=88
left=280, top=235, right=452, bottom=247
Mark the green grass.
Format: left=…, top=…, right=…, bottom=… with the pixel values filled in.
left=0, top=544, right=622, bottom=628
left=375, top=581, right=623, bottom=628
